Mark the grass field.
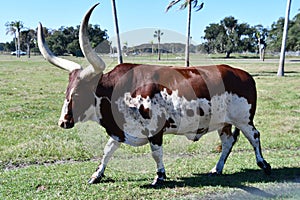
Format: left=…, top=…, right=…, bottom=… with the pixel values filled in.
left=0, top=54, right=299, bottom=199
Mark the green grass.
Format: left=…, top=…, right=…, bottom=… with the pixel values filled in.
left=0, top=54, right=299, bottom=199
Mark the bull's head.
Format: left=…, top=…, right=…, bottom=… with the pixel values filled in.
left=37, top=3, right=104, bottom=129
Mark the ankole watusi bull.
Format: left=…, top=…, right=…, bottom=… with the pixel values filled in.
left=37, top=3, right=271, bottom=186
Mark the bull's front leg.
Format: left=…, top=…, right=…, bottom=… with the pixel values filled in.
left=88, top=137, right=121, bottom=184
left=149, top=132, right=166, bottom=186
left=150, top=143, right=167, bottom=186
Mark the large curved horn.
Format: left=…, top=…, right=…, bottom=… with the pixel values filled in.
left=79, top=3, right=106, bottom=76
left=37, top=23, right=82, bottom=72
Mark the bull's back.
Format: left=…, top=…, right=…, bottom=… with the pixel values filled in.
left=108, top=63, right=257, bottom=109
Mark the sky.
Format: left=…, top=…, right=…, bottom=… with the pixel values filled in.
left=0, top=0, right=299, bottom=46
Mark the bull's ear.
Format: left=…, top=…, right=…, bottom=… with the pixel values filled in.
left=79, top=3, right=106, bottom=78
left=37, top=23, right=82, bottom=72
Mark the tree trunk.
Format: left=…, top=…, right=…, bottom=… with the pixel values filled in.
left=111, top=0, right=123, bottom=64
left=158, top=39, right=161, bottom=60
left=27, top=43, right=30, bottom=58
left=185, top=1, right=192, bottom=67
left=17, top=31, right=21, bottom=58
left=258, top=38, right=262, bottom=60
left=278, top=0, right=292, bottom=77
left=226, top=51, right=231, bottom=58
left=14, top=34, right=17, bottom=57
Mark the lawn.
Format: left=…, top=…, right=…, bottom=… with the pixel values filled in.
left=0, top=54, right=299, bottom=199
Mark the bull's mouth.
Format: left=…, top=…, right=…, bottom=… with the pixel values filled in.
left=59, top=120, right=74, bottom=129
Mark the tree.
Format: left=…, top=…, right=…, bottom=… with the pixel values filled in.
left=288, top=12, right=300, bottom=51
left=5, top=21, right=24, bottom=57
left=278, top=0, right=292, bottom=77
left=42, top=25, right=108, bottom=56
left=203, top=23, right=226, bottom=53
left=221, top=16, right=239, bottom=58
left=5, top=23, right=17, bottom=54
left=111, top=0, right=123, bottom=64
left=166, top=0, right=204, bottom=67
left=268, top=18, right=285, bottom=52
left=203, top=16, right=256, bottom=58
left=153, top=29, right=163, bottom=60
left=268, top=12, right=300, bottom=52
left=21, top=29, right=35, bottom=58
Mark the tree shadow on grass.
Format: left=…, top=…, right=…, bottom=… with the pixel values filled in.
left=141, top=167, right=300, bottom=197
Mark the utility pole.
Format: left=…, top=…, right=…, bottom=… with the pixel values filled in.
left=111, top=0, right=123, bottom=64
left=277, top=0, right=292, bottom=77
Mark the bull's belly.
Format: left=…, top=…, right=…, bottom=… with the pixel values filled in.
left=116, top=90, right=252, bottom=145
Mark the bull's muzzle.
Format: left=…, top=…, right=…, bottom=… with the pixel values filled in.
left=58, top=119, right=74, bottom=129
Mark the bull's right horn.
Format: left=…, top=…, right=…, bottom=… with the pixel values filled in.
left=37, top=23, right=82, bottom=72
left=79, top=3, right=106, bottom=77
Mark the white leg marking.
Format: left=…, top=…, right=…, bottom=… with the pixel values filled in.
left=211, top=128, right=236, bottom=174
left=91, top=137, right=121, bottom=180
left=150, top=143, right=165, bottom=173
left=239, top=125, right=264, bottom=163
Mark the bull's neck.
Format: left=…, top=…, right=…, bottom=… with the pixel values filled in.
left=95, top=73, right=114, bottom=100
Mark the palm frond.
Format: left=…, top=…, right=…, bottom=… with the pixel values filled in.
left=195, top=2, right=204, bottom=12
left=193, top=0, right=198, bottom=8
left=165, top=0, right=181, bottom=12
left=179, top=1, right=188, bottom=10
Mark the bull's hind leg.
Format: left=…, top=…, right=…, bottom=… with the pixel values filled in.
left=239, top=124, right=271, bottom=175
left=148, top=132, right=166, bottom=186
left=210, top=124, right=240, bottom=175
left=88, top=137, right=121, bottom=184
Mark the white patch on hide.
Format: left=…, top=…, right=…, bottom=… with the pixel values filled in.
left=123, top=132, right=149, bottom=146
left=78, top=105, right=97, bottom=122
left=59, top=99, right=69, bottom=123
left=115, top=89, right=252, bottom=141
left=94, top=96, right=103, bottom=120
left=78, top=95, right=102, bottom=123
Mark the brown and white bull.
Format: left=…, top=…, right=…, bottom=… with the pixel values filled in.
left=37, top=3, right=271, bottom=186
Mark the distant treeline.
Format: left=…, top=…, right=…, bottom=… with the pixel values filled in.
left=1, top=13, right=299, bottom=57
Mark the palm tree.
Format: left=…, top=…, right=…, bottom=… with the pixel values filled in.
left=153, top=29, right=163, bottom=60
left=111, top=0, right=123, bottom=64
left=5, top=23, right=17, bottom=54
left=5, top=21, right=24, bottom=57
left=278, top=0, right=292, bottom=76
left=166, top=0, right=204, bottom=67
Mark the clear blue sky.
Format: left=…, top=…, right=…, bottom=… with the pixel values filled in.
left=0, top=0, right=298, bottom=45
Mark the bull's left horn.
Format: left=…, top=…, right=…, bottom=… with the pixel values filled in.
left=37, top=23, right=82, bottom=72
left=79, top=3, right=106, bottom=76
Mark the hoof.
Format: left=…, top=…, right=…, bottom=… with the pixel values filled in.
left=88, top=177, right=101, bottom=184
left=258, top=160, right=271, bottom=175
left=263, top=162, right=272, bottom=175
left=208, top=171, right=222, bottom=177
left=151, top=177, right=164, bottom=187
left=88, top=173, right=105, bottom=184
left=150, top=171, right=166, bottom=187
